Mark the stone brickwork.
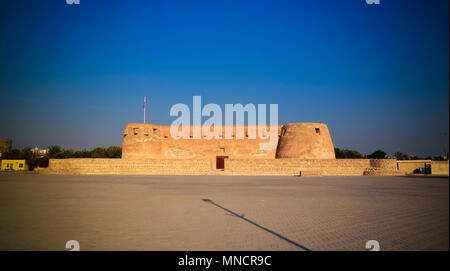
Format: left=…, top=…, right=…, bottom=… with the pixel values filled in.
left=397, top=160, right=431, bottom=174
left=396, top=160, right=449, bottom=175
left=222, top=159, right=400, bottom=176
left=41, top=122, right=405, bottom=176
left=430, top=161, right=449, bottom=175
left=42, top=158, right=402, bottom=176
left=122, top=122, right=336, bottom=163
left=43, top=158, right=211, bottom=175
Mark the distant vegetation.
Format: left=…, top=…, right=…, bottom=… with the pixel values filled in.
left=46, top=145, right=122, bottom=159
left=334, top=148, right=363, bottom=159
left=334, top=148, right=387, bottom=159
left=366, top=150, right=387, bottom=159
left=394, top=151, right=447, bottom=161
left=1, top=147, right=48, bottom=169
left=394, top=151, right=422, bottom=160
left=335, top=148, right=446, bottom=160
left=1, top=146, right=122, bottom=169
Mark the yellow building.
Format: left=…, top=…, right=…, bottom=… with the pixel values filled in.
left=1, top=160, right=28, bottom=171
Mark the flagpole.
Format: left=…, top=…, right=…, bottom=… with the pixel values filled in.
left=144, top=96, right=146, bottom=124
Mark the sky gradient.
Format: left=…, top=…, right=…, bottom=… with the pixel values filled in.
left=0, top=0, right=448, bottom=157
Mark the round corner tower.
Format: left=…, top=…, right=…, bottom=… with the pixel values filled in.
left=275, top=123, right=335, bottom=159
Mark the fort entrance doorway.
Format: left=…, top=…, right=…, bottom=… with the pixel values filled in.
left=216, top=156, right=228, bottom=170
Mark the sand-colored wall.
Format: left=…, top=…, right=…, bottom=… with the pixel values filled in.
left=431, top=161, right=449, bottom=175
left=276, top=123, right=335, bottom=159
left=43, top=158, right=401, bottom=176
left=160, top=125, right=281, bottom=162
left=397, top=160, right=430, bottom=174
left=224, top=158, right=399, bottom=176
left=44, top=121, right=408, bottom=177
left=123, top=123, right=283, bottom=170
left=122, top=124, right=162, bottom=159
left=370, top=159, right=398, bottom=170
left=122, top=122, right=336, bottom=162
left=43, top=158, right=211, bottom=175
left=396, top=160, right=449, bottom=175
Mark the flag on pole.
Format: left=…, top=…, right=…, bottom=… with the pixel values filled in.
left=143, top=97, right=147, bottom=123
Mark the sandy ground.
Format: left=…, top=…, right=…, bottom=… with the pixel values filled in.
left=0, top=174, right=448, bottom=251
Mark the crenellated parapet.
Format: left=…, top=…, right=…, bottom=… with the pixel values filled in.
left=122, top=123, right=162, bottom=159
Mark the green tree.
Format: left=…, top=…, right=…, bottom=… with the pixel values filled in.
left=1, top=147, right=46, bottom=170
left=91, top=147, right=107, bottom=158
left=47, top=145, right=63, bottom=159
left=367, top=150, right=387, bottom=159
left=62, top=149, right=76, bottom=159
left=334, top=148, right=363, bottom=159
left=394, top=151, right=409, bottom=160
left=1, top=149, right=21, bottom=159
left=73, top=150, right=91, bottom=158
left=394, top=151, right=422, bottom=160
left=80, top=150, right=91, bottom=158
left=20, top=147, right=34, bottom=164
left=106, top=146, right=122, bottom=158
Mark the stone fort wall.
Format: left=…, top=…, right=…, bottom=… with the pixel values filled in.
left=42, top=159, right=211, bottom=175
left=397, top=160, right=449, bottom=175
left=40, top=158, right=401, bottom=176
left=122, top=122, right=336, bottom=168
left=39, top=122, right=408, bottom=176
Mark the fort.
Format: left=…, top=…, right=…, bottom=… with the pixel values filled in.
left=40, top=122, right=412, bottom=176
left=121, top=123, right=336, bottom=164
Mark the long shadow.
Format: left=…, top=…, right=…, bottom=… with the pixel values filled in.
left=202, top=199, right=311, bottom=251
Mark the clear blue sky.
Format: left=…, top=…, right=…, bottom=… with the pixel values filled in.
left=0, top=0, right=448, bottom=157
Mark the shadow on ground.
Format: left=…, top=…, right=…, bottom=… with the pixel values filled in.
left=202, top=198, right=311, bottom=251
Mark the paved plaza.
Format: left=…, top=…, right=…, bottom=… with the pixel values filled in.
left=0, top=174, right=448, bottom=251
